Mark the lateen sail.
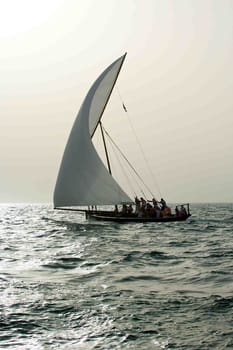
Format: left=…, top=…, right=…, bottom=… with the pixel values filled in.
left=54, top=54, right=133, bottom=207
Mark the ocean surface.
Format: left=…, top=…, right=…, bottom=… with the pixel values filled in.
left=0, top=203, right=232, bottom=350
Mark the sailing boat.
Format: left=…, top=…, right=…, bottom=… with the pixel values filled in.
left=54, top=53, right=191, bottom=222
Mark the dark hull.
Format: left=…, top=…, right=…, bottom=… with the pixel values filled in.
left=89, top=213, right=191, bottom=223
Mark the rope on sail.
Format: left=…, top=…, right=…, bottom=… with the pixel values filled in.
left=94, top=125, right=133, bottom=202
left=107, top=133, right=147, bottom=199
left=116, top=87, right=163, bottom=199
left=107, top=135, right=137, bottom=198
left=103, top=126, right=154, bottom=198
left=109, top=137, right=148, bottom=199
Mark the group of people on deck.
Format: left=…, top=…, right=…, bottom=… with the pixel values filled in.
left=117, top=197, right=187, bottom=218
left=135, top=197, right=171, bottom=218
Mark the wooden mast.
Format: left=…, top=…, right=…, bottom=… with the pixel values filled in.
left=100, top=121, right=112, bottom=175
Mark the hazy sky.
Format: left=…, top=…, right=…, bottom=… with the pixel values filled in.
left=1, top=0, right=233, bottom=203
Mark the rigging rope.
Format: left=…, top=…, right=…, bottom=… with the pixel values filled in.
left=103, top=126, right=153, bottom=199
left=116, top=87, right=163, bottom=199
left=107, top=136, right=137, bottom=198
left=109, top=137, right=147, bottom=199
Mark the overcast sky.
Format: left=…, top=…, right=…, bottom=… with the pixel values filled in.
left=1, top=0, right=233, bottom=203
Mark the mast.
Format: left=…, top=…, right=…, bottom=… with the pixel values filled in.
left=100, top=121, right=112, bottom=175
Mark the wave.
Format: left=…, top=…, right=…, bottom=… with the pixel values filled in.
left=118, top=275, right=161, bottom=282
left=121, top=250, right=176, bottom=264
left=200, top=295, right=233, bottom=313
left=0, top=318, right=42, bottom=334
left=42, top=256, right=84, bottom=270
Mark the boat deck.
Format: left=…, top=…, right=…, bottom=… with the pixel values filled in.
left=89, top=213, right=191, bottom=223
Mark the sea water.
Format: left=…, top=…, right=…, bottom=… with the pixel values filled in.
left=0, top=203, right=232, bottom=349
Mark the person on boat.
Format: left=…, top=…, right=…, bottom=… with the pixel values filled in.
left=161, top=207, right=170, bottom=218
left=180, top=205, right=187, bottom=217
left=160, top=198, right=167, bottom=210
left=148, top=205, right=155, bottom=216
left=146, top=202, right=153, bottom=216
left=138, top=202, right=146, bottom=217
left=175, top=206, right=180, bottom=217
left=152, top=198, right=159, bottom=209
left=135, top=196, right=141, bottom=214
left=122, top=204, right=127, bottom=215
left=156, top=207, right=162, bottom=218
left=127, top=204, right=133, bottom=215
left=153, top=198, right=161, bottom=213
left=161, top=208, right=166, bottom=217
left=140, top=197, right=147, bottom=209
left=114, top=205, right=119, bottom=214
left=166, top=206, right=172, bottom=216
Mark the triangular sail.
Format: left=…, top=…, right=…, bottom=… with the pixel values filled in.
left=54, top=54, right=133, bottom=207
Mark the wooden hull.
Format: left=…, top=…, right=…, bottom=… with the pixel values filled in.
left=89, top=213, right=191, bottom=223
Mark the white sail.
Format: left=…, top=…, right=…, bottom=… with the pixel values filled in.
left=54, top=54, right=133, bottom=207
